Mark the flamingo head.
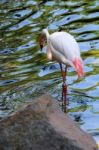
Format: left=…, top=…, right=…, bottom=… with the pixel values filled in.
left=39, top=34, right=46, bottom=50
left=39, top=29, right=48, bottom=50
left=72, top=58, right=84, bottom=78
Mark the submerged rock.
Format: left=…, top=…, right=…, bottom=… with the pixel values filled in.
left=0, top=94, right=98, bottom=150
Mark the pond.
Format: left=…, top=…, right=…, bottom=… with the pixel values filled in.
left=0, top=0, right=99, bottom=144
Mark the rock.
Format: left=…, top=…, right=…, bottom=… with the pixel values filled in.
left=0, top=94, right=98, bottom=150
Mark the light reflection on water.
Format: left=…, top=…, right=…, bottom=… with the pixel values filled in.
left=0, top=0, right=99, bottom=144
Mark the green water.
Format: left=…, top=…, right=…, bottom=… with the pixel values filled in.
left=0, top=0, right=99, bottom=143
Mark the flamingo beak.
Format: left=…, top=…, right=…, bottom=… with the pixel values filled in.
left=39, top=35, right=45, bottom=51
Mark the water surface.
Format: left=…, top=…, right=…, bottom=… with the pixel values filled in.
left=0, top=0, right=99, bottom=144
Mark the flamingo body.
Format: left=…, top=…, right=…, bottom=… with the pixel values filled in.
left=48, top=31, right=80, bottom=61
left=41, top=29, right=83, bottom=78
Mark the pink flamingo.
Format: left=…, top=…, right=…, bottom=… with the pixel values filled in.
left=39, top=29, right=84, bottom=112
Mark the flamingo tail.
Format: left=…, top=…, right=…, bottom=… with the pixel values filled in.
left=73, top=58, right=84, bottom=78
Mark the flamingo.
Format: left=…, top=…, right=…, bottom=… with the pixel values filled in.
left=39, top=29, right=84, bottom=112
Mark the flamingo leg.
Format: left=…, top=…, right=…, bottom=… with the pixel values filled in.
left=59, top=64, right=67, bottom=112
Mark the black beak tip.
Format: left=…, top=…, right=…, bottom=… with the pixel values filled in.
left=40, top=45, right=43, bottom=51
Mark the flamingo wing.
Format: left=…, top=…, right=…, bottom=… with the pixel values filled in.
left=47, top=40, right=74, bottom=67
left=48, top=32, right=80, bottom=61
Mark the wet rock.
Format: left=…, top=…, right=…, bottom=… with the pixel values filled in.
left=0, top=94, right=98, bottom=150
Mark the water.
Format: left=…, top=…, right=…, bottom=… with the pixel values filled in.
left=0, top=0, right=99, bottom=144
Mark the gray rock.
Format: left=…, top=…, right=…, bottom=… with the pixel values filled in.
left=0, top=94, right=98, bottom=150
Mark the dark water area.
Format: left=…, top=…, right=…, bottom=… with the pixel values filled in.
left=0, top=0, right=99, bottom=144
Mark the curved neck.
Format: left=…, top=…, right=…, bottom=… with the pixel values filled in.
left=42, top=29, right=50, bottom=42
left=45, top=30, right=50, bottom=40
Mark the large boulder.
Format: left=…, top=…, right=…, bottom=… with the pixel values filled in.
left=0, top=94, right=98, bottom=150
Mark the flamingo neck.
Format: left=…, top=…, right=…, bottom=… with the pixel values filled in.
left=42, top=29, right=50, bottom=41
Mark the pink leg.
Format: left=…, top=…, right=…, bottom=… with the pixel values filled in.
left=59, top=64, right=67, bottom=112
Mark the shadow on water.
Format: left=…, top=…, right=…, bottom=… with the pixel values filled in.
left=0, top=0, right=99, bottom=143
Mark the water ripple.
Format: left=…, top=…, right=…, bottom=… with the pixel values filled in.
left=0, top=0, right=99, bottom=144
